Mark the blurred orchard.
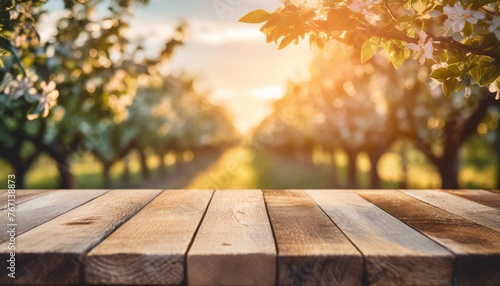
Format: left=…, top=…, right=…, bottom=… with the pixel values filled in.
left=246, top=0, right=500, bottom=189
left=1, top=0, right=499, bottom=189
left=0, top=0, right=238, bottom=189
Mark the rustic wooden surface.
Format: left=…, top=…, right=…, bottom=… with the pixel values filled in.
left=0, top=189, right=499, bottom=286
left=265, top=190, right=363, bottom=286
left=358, top=190, right=500, bottom=286
left=308, top=190, right=453, bottom=286
left=404, top=190, right=500, bottom=232
left=447, top=190, right=500, bottom=210
left=0, top=190, right=107, bottom=243
left=0, top=190, right=53, bottom=210
left=85, top=190, right=213, bottom=285
left=187, top=190, right=276, bottom=286
left=0, top=190, right=160, bottom=285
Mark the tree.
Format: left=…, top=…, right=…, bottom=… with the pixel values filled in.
left=241, top=1, right=500, bottom=99
left=243, top=1, right=500, bottom=188
left=1, top=0, right=184, bottom=188
left=1, top=1, right=60, bottom=187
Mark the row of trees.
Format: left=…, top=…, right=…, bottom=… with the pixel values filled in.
left=0, top=0, right=238, bottom=188
left=246, top=0, right=500, bottom=188
left=252, top=43, right=499, bottom=188
left=84, top=75, right=238, bottom=188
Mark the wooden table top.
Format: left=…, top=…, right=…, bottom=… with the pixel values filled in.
left=1, top=189, right=499, bottom=285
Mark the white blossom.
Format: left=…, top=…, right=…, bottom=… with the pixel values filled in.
left=407, top=32, right=434, bottom=65
left=489, top=81, right=500, bottom=100
left=9, top=5, right=24, bottom=20
left=443, top=3, right=485, bottom=34
left=429, top=78, right=441, bottom=90
left=464, top=86, right=471, bottom=98
left=488, top=17, right=500, bottom=40
left=347, top=0, right=382, bottom=17
left=2, top=70, right=59, bottom=120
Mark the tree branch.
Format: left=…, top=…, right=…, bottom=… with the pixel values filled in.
left=459, top=91, right=499, bottom=144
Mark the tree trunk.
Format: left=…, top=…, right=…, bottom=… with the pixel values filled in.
left=330, top=151, right=339, bottom=188
left=43, top=143, right=75, bottom=189
left=137, top=149, right=149, bottom=178
left=1, top=143, right=41, bottom=190
left=175, top=152, right=184, bottom=169
left=103, top=163, right=112, bottom=189
left=368, top=153, right=382, bottom=189
left=158, top=151, right=166, bottom=174
left=400, top=141, right=408, bottom=189
left=438, top=149, right=460, bottom=189
left=13, top=164, right=28, bottom=189
left=346, top=151, right=358, bottom=189
left=122, top=156, right=130, bottom=184
left=55, top=153, right=74, bottom=189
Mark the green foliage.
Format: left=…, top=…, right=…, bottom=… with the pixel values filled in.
left=241, top=0, right=500, bottom=98
left=360, top=38, right=378, bottom=63
left=0, top=0, right=237, bottom=187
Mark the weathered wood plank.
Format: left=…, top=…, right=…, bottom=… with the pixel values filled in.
left=187, top=190, right=276, bottom=286
left=358, top=190, right=500, bottom=286
left=448, top=190, right=500, bottom=210
left=307, top=190, right=453, bottom=286
left=0, top=189, right=161, bottom=285
left=0, top=190, right=107, bottom=243
left=265, top=190, right=363, bottom=286
left=404, top=190, right=500, bottom=232
left=0, top=190, right=53, bottom=210
left=84, top=190, right=213, bottom=285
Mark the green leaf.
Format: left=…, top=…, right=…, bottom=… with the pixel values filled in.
left=430, top=67, right=460, bottom=81
left=361, top=40, right=377, bottom=63
left=473, top=57, right=500, bottom=86
left=390, top=45, right=409, bottom=69
left=442, top=78, right=459, bottom=98
left=478, top=65, right=500, bottom=86
left=470, top=66, right=480, bottom=83
left=239, top=10, right=271, bottom=23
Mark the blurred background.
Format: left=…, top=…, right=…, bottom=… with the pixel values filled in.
left=0, top=0, right=498, bottom=190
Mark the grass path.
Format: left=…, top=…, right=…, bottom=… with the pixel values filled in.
left=185, top=146, right=335, bottom=189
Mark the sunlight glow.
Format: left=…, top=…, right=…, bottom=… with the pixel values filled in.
left=191, top=23, right=265, bottom=45
left=250, top=86, right=285, bottom=100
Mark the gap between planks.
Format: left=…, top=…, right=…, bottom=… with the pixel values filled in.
left=307, top=190, right=453, bottom=286
left=84, top=189, right=213, bottom=285
left=358, top=190, right=500, bottom=286
left=0, top=190, right=161, bottom=285
left=187, top=190, right=276, bottom=286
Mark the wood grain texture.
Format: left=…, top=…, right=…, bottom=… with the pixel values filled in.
left=0, top=189, right=160, bottom=285
left=84, top=190, right=213, bottom=285
left=265, top=190, right=362, bottom=286
left=448, top=190, right=500, bottom=210
left=0, top=190, right=107, bottom=243
left=358, top=190, right=500, bottom=286
left=0, top=190, right=53, bottom=210
left=404, top=190, right=500, bottom=232
left=307, top=190, right=453, bottom=286
left=187, top=190, right=276, bottom=286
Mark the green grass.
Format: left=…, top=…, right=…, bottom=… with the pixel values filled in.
left=186, top=147, right=336, bottom=189
left=0, top=151, right=171, bottom=189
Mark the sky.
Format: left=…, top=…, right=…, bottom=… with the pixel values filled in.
left=128, top=0, right=312, bottom=133
left=40, top=0, right=313, bottom=133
